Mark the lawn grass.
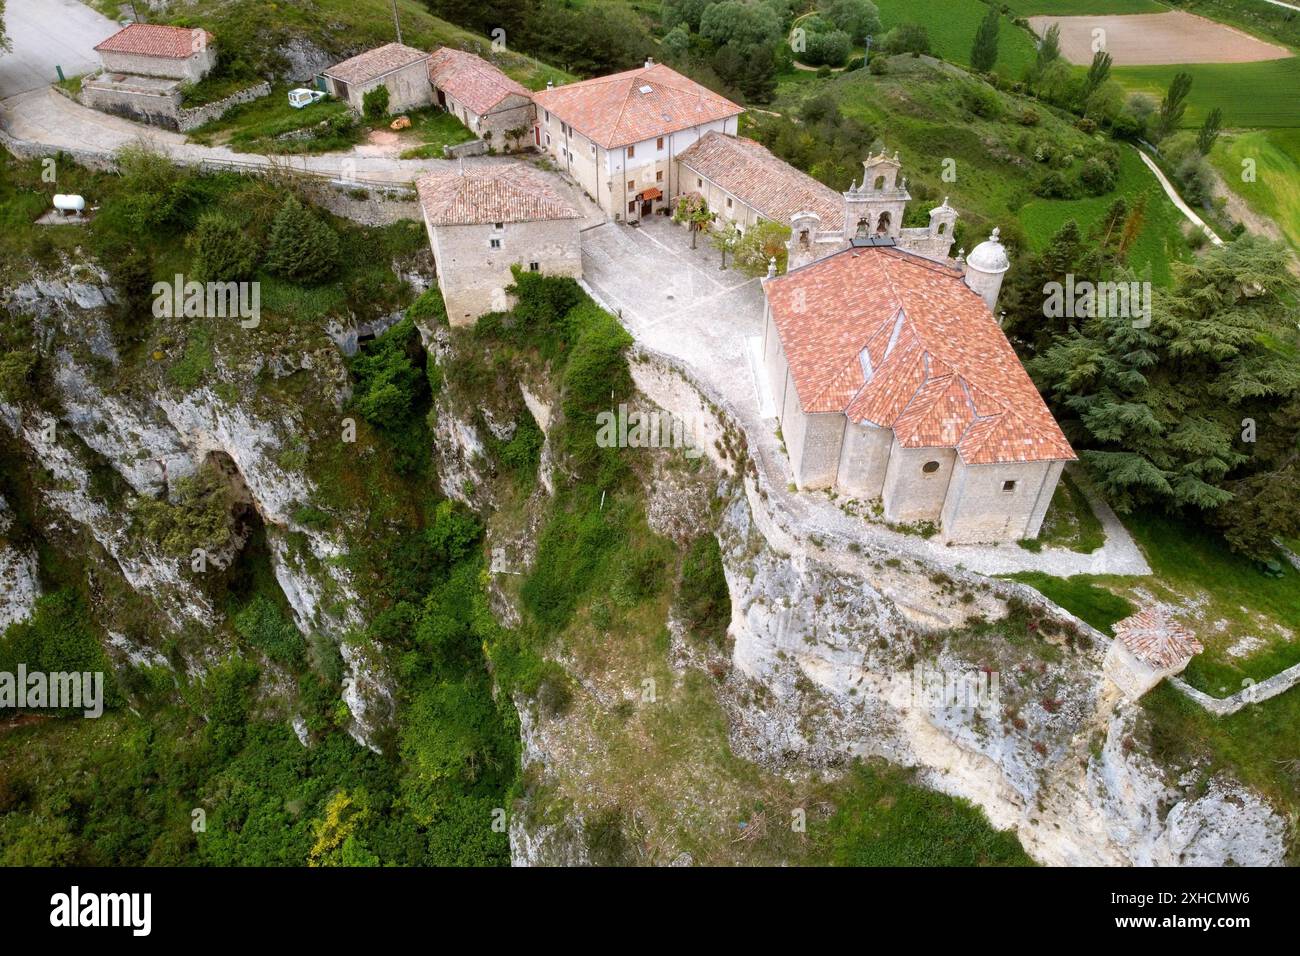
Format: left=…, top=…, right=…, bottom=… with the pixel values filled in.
left=187, top=85, right=355, bottom=153
left=1111, top=58, right=1300, bottom=130
left=1005, top=572, right=1136, bottom=634
left=1210, top=128, right=1300, bottom=250
left=873, top=0, right=1040, bottom=78
left=1019, top=146, right=1190, bottom=284
left=396, top=110, right=476, bottom=159
left=1122, top=512, right=1300, bottom=692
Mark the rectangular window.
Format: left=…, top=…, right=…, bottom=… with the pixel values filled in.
left=561, top=122, right=568, bottom=136
left=1002, top=480, right=1017, bottom=492
left=627, top=180, right=635, bottom=191
left=726, top=197, right=732, bottom=208
left=493, top=222, right=504, bottom=230
left=545, top=133, right=551, bottom=145
left=656, top=136, right=664, bottom=150
left=529, top=261, right=540, bottom=272
left=591, top=144, right=596, bottom=154
left=627, top=145, right=635, bottom=158
left=697, top=178, right=702, bottom=188
left=489, top=238, right=501, bottom=249
left=628, top=200, right=637, bottom=214
left=656, top=170, right=663, bottom=182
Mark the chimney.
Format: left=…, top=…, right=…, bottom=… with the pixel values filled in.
left=645, top=57, right=654, bottom=69
left=546, top=79, right=554, bottom=90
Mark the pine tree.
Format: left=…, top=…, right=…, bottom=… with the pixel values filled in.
left=1085, top=50, right=1112, bottom=94
left=266, top=196, right=340, bottom=286
left=970, top=7, right=1000, bottom=73
left=188, top=212, right=259, bottom=283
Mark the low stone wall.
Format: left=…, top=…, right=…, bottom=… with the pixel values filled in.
left=1170, top=659, right=1300, bottom=716
left=445, top=139, right=488, bottom=159
left=177, top=82, right=271, bottom=132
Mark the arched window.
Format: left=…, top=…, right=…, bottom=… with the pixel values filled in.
left=937, top=222, right=946, bottom=236
left=799, top=228, right=810, bottom=248
left=873, top=175, right=886, bottom=190
left=922, top=460, right=940, bottom=474
left=876, top=211, right=891, bottom=235
left=855, top=217, right=869, bottom=238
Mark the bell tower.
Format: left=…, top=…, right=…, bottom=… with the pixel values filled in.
left=843, top=148, right=910, bottom=244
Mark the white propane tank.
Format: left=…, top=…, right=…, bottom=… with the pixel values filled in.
left=53, top=194, right=86, bottom=215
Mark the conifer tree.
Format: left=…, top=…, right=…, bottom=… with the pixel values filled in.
left=970, top=7, right=1000, bottom=73
left=266, top=195, right=340, bottom=286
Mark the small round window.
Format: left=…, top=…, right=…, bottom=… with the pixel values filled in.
left=922, top=461, right=940, bottom=474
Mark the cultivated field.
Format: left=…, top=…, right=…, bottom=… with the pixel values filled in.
left=1029, top=10, right=1294, bottom=64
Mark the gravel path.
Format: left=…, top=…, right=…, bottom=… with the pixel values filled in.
left=581, top=217, right=1151, bottom=579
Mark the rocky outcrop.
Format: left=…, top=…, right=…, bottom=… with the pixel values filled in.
left=0, top=494, right=40, bottom=632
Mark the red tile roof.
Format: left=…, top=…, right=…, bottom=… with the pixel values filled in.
left=324, top=43, right=429, bottom=86
left=677, top=132, right=844, bottom=231
left=416, top=163, right=580, bottom=226
left=94, top=23, right=214, bottom=59
left=531, top=62, right=742, bottom=149
left=428, top=48, right=530, bottom=116
left=1113, top=608, right=1203, bottom=668
left=764, top=246, right=1075, bottom=465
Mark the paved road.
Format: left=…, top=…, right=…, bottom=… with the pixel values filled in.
left=0, top=0, right=119, bottom=99
left=0, top=86, right=501, bottom=185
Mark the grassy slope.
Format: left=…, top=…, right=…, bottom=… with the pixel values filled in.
left=874, top=0, right=1039, bottom=77
left=1210, top=127, right=1300, bottom=249
left=1019, top=146, right=1189, bottom=283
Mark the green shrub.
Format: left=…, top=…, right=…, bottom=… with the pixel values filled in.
left=110, top=145, right=201, bottom=234
left=266, top=195, right=341, bottom=286
left=677, top=534, right=731, bottom=647
left=362, top=84, right=390, bottom=119
left=188, top=211, right=259, bottom=282
left=233, top=595, right=306, bottom=668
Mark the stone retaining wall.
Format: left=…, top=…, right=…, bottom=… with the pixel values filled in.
left=177, top=82, right=271, bottom=132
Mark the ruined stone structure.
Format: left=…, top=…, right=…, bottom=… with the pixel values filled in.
left=1104, top=607, right=1204, bottom=701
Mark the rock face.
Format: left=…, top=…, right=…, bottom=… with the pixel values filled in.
left=0, top=494, right=41, bottom=632
left=1, top=266, right=395, bottom=749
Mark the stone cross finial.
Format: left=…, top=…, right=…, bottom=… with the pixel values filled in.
left=767, top=257, right=777, bottom=278
left=990, top=226, right=1001, bottom=241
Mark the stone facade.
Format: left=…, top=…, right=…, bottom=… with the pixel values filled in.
left=423, top=217, right=582, bottom=325
left=98, top=47, right=217, bottom=83
left=439, top=90, right=534, bottom=151
left=80, top=76, right=269, bottom=132
left=535, top=102, right=738, bottom=222
left=327, top=60, right=432, bottom=114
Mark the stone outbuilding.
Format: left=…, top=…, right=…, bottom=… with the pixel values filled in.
left=322, top=43, right=433, bottom=114
left=761, top=235, right=1075, bottom=544
left=428, top=48, right=535, bottom=151
left=415, top=163, right=582, bottom=325
left=93, top=23, right=217, bottom=82
left=1104, top=607, right=1204, bottom=701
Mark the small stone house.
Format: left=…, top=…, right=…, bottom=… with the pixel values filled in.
left=427, top=48, right=535, bottom=150
left=761, top=235, right=1075, bottom=545
left=93, top=23, right=217, bottom=82
left=1104, top=608, right=1203, bottom=701
left=322, top=43, right=432, bottom=114
left=415, top=163, right=582, bottom=325
left=532, top=60, right=743, bottom=222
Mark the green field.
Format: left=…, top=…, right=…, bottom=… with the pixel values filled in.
left=1210, top=128, right=1300, bottom=249
left=1001, top=0, right=1167, bottom=13
left=1018, top=146, right=1189, bottom=283
left=874, top=0, right=1039, bottom=76
left=1111, top=58, right=1300, bottom=129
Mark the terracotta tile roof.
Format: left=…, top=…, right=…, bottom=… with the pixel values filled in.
left=416, top=163, right=580, bottom=226
left=324, top=43, right=429, bottom=86
left=428, top=48, right=530, bottom=116
left=676, top=132, right=844, bottom=231
left=531, top=63, right=743, bottom=149
left=1113, top=608, right=1203, bottom=669
left=764, top=246, right=1075, bottom=465
left=94, top=23, right=214, bottom=59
